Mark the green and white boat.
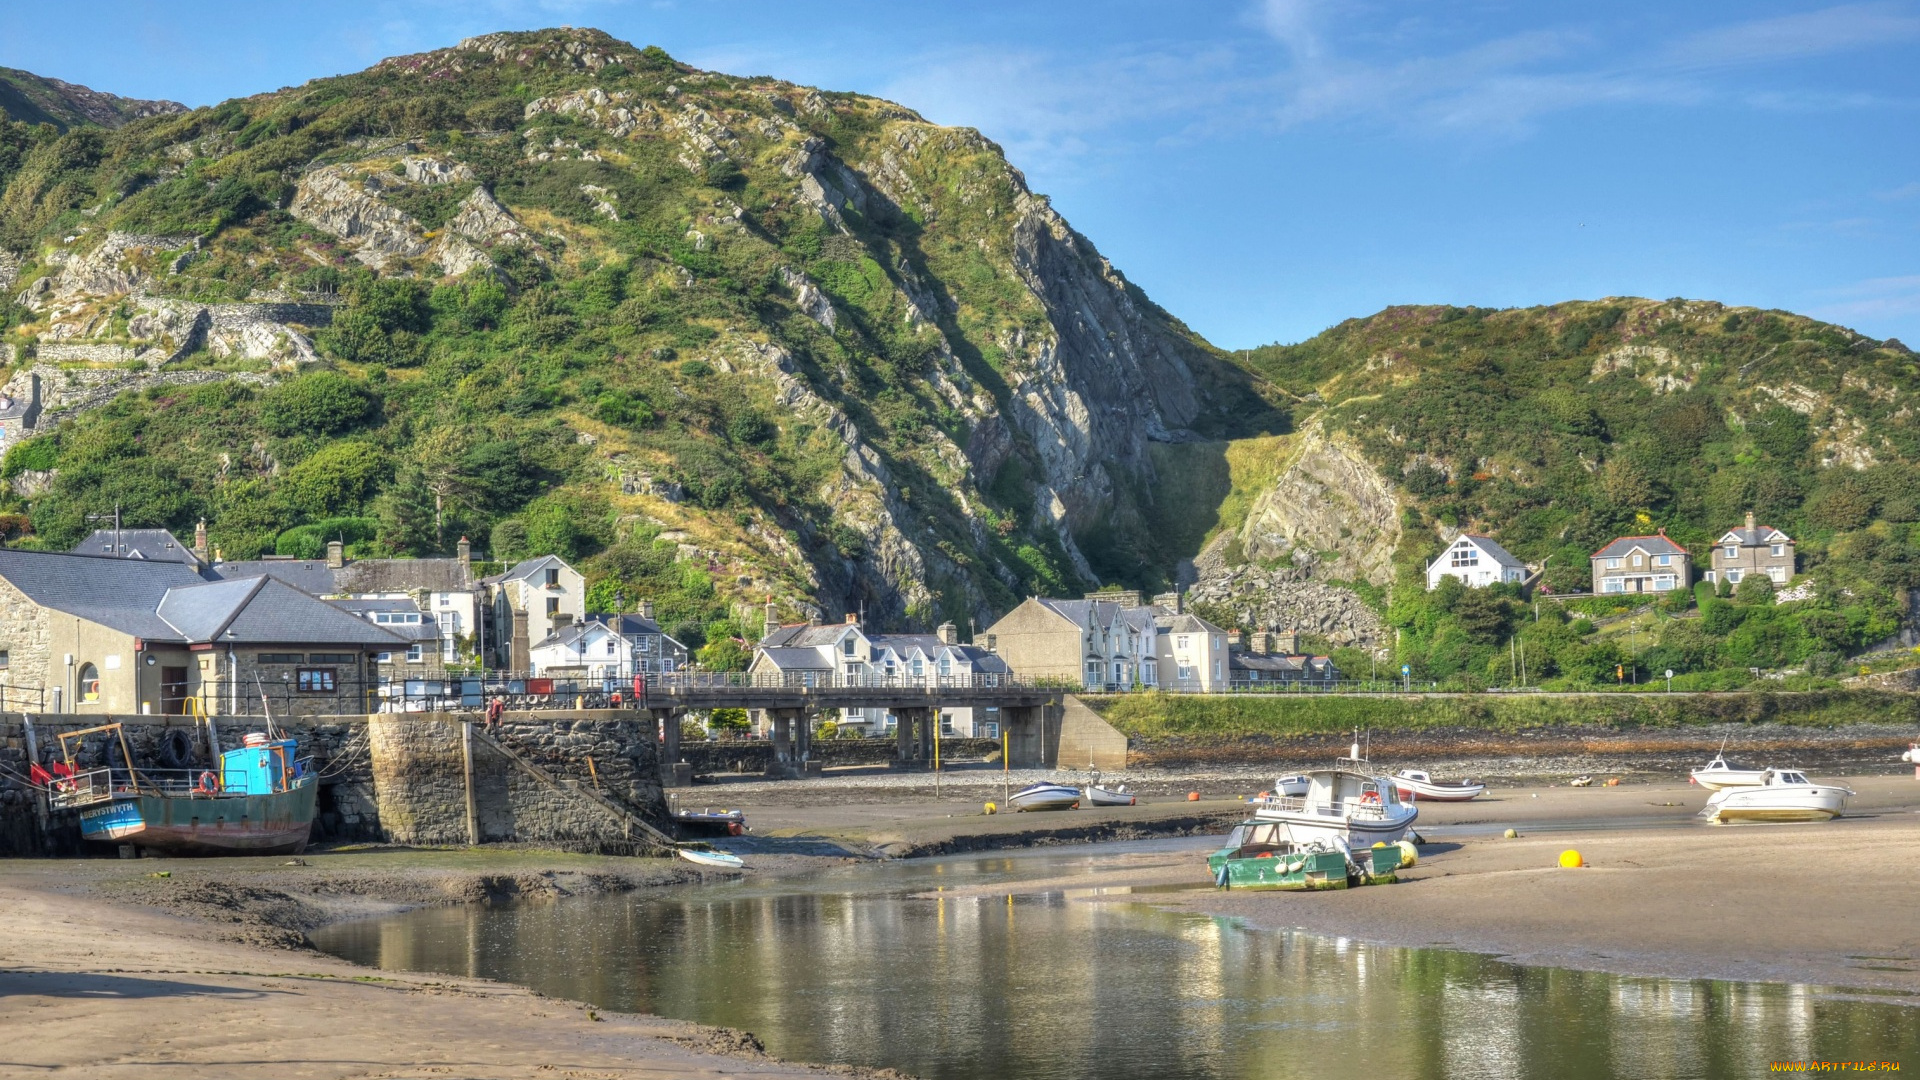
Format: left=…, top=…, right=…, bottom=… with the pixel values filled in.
left=1207, top=819, right=1401, bottom=891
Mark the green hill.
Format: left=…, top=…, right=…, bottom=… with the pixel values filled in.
left=0, top=29, right=1274, bottom=650
left=0, top=67, right=185, bottom=130
left=1229, top=299, right=1920, bottom=687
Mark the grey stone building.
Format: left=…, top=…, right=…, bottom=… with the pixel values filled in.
left=1590, top=533, right=1691, bottom=595
left=1706, top=512, right=1795, bottom=588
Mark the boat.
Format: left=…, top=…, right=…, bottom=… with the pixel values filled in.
left=1902, top=743, right=1919, bottom=764
left=677, top=847, right=745, bottom=868
left=1008, top=782, right=1081, bottom=811
left=49, top=724, right=317, bottom=856
left=1085, top=784, right=1136, bottom=807
left=1250, top=767, right=1418, bottom=846
left=674, top=808, right=748, bottom=837
left=1273, top=774, right=1310, bottom=798
left=1689, top=747, right=1769, bottom=791
left=1206, top=819, right=1400, bottom=891
left=1391, top=769, right=1486, bottom=802
left=1701, top=769, right=1853, bottom=824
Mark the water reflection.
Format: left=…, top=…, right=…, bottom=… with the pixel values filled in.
left=313, top=846, right=1915, bottom=1080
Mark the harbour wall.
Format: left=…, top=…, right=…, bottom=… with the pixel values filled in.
left=0, top=711, right=672, bottom=857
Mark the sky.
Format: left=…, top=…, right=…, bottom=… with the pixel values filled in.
left=3, top=1, right=1918, bottom=349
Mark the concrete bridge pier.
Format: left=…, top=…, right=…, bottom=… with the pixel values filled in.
left=891, top=707, right=937, bottom=770
left=765, top=708, right=810, bottom=779
left=651, top=707, right=690, bottom=787
left=1003, top=702, right=1061, bottom=769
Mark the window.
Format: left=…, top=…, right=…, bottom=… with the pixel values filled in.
left=1631, top=554, right=1643, bottom=567
left=1450, top=544, right=1480, bottom=568
left=1726, top=570, right=1744, bottom=583
left=1771, top=543, right=1786, bottom=558
left=1213, top=658, right=1222, bottom=682
left=911, top=657, right=923, bottom=676
left=842, top=637, right=856, bottom=656
left=606, top=639, right=618, bottom=656
left=938, top=655, right=951, bottom=677
left=1606, top=558, right=1620, bottom=569
left=1658, top=555, right=1671, bottom=566
left=373, top=611, right=423, bottom=625
left=78, top=663, right=100, bottom=702
left=309, top=653, right=356, bottom=664
left=1602, top=579, right=1624, bottom=594
left=1085, top=661, right=1103, bottom=684
left=546, top=597, right=560, bottom=616
left=1654, top=575, right=1675, bottom=589
left=1725, top=546, right=1738, bottom=559
left=1177, top=636, right=1189, bottom=649
left=979, top=721, right=1000, bottom=740
left=1176, top=664, right=1192, bottom=681
left=0, top=648, right=9, bottom=669
left=406, top=644, right=423, bottom=663
left=297, top=668, right=337, bottom=692
left=1768, top=567, right=1788, bottom=583
left=257, top=653, right=302, bottom=664
left=545, top=568, right=560, bottom=587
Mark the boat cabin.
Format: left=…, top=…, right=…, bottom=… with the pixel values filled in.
left=220, top=738, right=301, bottom=795
left=1299, top=769, right=1403, bottom=816
left=1220, top=820, right=1303, bottom=859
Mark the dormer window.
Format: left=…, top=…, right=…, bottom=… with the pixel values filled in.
left=842, top=637, right=856, bottom=656
left=1631, top=554, right=1643, bottom=567
left=545, top=568, right=560, bottom=587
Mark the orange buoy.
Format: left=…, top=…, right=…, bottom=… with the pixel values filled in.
left=1187, top=791, right=1200, bottom=801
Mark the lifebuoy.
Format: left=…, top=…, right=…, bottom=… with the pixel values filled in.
left=1360, top=791, right=1381, bottom=805
left=196, top=771, right=218, bottom=795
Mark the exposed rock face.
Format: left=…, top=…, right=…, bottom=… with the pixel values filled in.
left=1591, top=344, right=1698, bottom=394
left=1, top=362, right=273, bottom=436
left=288, top=157, right=524, bottom=274
left=0, top=250, right=19, bottom=295
left=1233, top=420, right=1400, bottom=587
left=1185, top=568, right=1389, bottom=648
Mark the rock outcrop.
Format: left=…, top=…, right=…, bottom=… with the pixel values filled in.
left=288, top=156, right=525, bottom=274
left=1232, top=420, right=1400, bottom=586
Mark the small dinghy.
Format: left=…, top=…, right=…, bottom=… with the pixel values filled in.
left=1009, top=782, right=1081, bottom=811
left=1701, top=769, right=1853, bottom=824
left=1085, top=784, right=1136, bottom=807
left=1689, top=749, right=1769, bottom=791
left=677, top=847, right=745, bottom=868
left=675, top=808, right=747, bottom=837
left=1273, top=775, right=1310, bottom=798
left=1391, top=769, right=1486, bottom=802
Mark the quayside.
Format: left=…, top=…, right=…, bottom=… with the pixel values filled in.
left=312, top=840, right=1919, bottom=1080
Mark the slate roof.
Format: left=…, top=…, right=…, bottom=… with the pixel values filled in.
left=1592, top=534, right=1688, bottom=560
left=0, top=549, right=202, bottom=638
left=1718, top=524, right=1790, bottom=545
left=332, top=598, right=441, bottom=643
left=1034, top=598, right=1127, bottom=630
left=580, top=613, right=669, bottom=637
left=214, top=557, right=476, bottom=595
left=1454, top=534, right=1526, bottom=568
left=485, top=554, right=571, bottom=585
left=760, top=623, right=861, bottom=649
left=756, top=646, right=835, bottom=670
left=1154, top=611, right=1230, bottom=636
left=70, top=528, right=207, bottom=567
left=0, top=548, right=404, bottom=646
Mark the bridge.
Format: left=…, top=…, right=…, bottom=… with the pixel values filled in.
left=379, top=672, right=1069, bottom=781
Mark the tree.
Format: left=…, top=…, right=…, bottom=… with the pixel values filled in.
left=373, top=466, right=440, bottom=555
left=1734, top=573, right=1776, bottom=605
left=278, top=442, right=387, bottom=518
left=259, top=372, right=376, bottom=436
left=697, top=637, right=751, bottom=671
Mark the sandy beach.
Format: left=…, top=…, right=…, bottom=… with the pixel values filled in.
left=3, top=766, right=1916, bottom=1077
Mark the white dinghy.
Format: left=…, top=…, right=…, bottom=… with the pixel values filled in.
left=1009, top=783, right=1082, bottom=811
left=1701, top=769, right=1853, bottom=824
left=1391, top=769, right=1487, bottom=803
left=677, top=847, right=745, bottom=868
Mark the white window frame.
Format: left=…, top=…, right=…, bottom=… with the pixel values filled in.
left=1768, top=566, right=1788, bottom=583
left=1725, top=546, right=1739, bottom=559
left=1771, top=543, right=1786, bottom=557
left=1727, top=569, right=1744, bottom=583
left=1606, top=558, right=1620, bottom=569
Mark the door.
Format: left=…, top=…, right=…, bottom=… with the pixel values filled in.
left=160, top=667, right=189, bottom=714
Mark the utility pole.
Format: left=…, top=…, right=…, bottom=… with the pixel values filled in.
left=85, top=504, right=123, bottom=556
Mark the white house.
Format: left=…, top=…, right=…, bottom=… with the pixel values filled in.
left=1427, top=534, right=1528, bottom=590
left=483, top=555, right=587, bottom=670
left=528, top=611, right=688, bottom=680
left=749, top=613, right=1011, bottom=736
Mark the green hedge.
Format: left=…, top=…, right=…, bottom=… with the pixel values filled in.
left=1083, top=690, right=1920, bottom=739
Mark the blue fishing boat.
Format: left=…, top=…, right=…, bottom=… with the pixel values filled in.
left=50, top=724, right=318, bottom=857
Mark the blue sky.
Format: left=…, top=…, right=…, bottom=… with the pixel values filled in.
left=4, top=1, right=1918, bottom=348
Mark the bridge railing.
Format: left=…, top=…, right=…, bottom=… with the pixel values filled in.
left=373, top=670, right=1068, bottom=712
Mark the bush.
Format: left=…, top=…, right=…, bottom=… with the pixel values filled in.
left=260, top=372, right=376, bottom=437
left=275, top=516, right=377, bottom=558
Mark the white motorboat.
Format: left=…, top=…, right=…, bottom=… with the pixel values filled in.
left=1273, top=775, right=1310, bottom=798
left=1391, top=769, right=1486, bottom=802
left=677, top=847, right=745, bottom=868
left=1009, top=783, right=1081, bottom=811
left=1085, top=783, right=1136, bottom=807
left=1689, top=751, right=1770, bottom=791
left=1252, top=767, right=1418, bottom=847
left=1701, top=769, right=1853, bottom=824
left=1901, top=743, right=1919, bottom=764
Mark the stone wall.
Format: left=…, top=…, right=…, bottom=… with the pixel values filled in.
left=5, top=363, right=274, bottom=436
left=368, top=712, right=670, bottom=854
left=677, top=735, right=1001, bottom=776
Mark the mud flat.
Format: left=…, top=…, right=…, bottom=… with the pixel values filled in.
left=0, top=849, right=904, bottom=1079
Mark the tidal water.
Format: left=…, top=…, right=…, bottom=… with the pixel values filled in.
left=312, top=840, right=1916, bottom=1079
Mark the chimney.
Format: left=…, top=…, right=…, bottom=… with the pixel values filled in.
left=192, top=519, right=208, bottom=560
left=985, top=633, right=997, bottom=654
left=553, top=612, right=574, bottom=629
left=1745, top=510, right=1756, bottom=532
left=1227, top=630, right=1243, bottom=650
left=845, top=613, right=858, bottom=625
left=763, top=598, right=779, bottom=638
left=1251, top=632, right=1271, bottom=655
left=457, top=536, right=471, bottom=566
left=326, top=540, right=345, bottom=569
left=640, top=598, right=655, bottom=621
left=1275, top=628, right=1299, bottom=655
left=938, top=621, right=958, bottom=645
left=1175, top=590, right=1185, bottom=615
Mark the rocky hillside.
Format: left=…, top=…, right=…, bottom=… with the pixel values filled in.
left=0, top=29, right=1276, bottom=648
left=0, top=67, right=185, bottom=130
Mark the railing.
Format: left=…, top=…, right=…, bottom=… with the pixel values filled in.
left=0, top=684, right=46, bottom=711
left=47, top=767, right=118, bottom=809
left=45, top=762, right=313, bottom=808
left=373, top=671, right=1066, bottom=712
left=1253, top=795, right=1396, bottom=820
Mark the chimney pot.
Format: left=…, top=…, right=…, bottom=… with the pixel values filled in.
left=1745, top=510, right=1756, bottom=531
left=846, top=613, right=858, bottom=625
left=457, top=536, right=471, bottom=565
left=326, top=540, right=345, bottom=569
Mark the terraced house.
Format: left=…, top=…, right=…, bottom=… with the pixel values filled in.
left=1590, top=533, right=1691, bottom=595
left=1705, top=512, right=1796, bottom=587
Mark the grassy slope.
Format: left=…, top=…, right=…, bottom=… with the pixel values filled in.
left=1086, top=690, right=1920, bottom=739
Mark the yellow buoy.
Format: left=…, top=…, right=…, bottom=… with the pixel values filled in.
left=983, top=802, right=998, bottom=815
left=1395, top=840, right=1418, bottom=868
left=1372, top=841, right=1387, bottom=849
left=1503, top=828, right=1518, bottom=838
left=1559, top=849, right=1585, bottom=868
